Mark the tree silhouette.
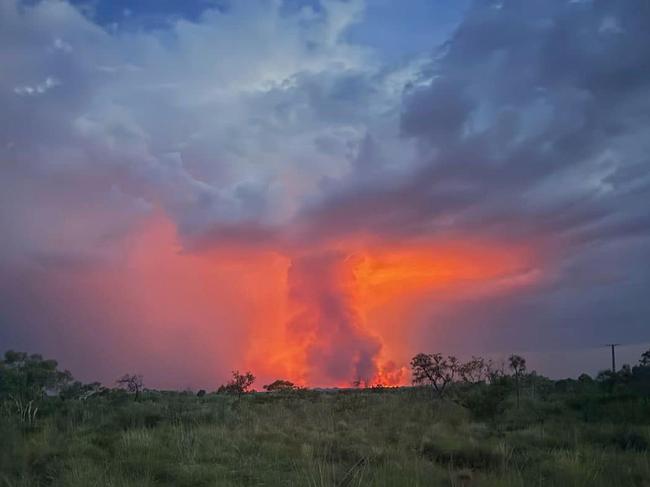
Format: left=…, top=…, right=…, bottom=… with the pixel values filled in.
left=218, top=370, right=255, bottom=397
left=116, top=374, right=144, bottom=400
left=1, top=350, right=72, bottom=402
left=263, top=379, right=297, bottom=392
left=410, top=353, right=460, bottom=398
left=508, top=355, right=527, bottom=408
left=459, top=356, right=491, bottom=384
left=640, top=349, right=650, bottom=368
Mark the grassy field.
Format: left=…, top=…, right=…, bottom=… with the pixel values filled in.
left=2, top=385, right=650, bottom=487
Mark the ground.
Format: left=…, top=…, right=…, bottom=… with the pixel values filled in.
left=2, top=386, right=650, bottom=486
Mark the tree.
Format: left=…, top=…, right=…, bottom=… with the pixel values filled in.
left=485, top=359, right=507, bottom=384
left=640, top=349, right=650, bottom=368
left=116, top=374, right=144, bottom=400
left=459, top=356, right=490, bottom=384
left=462, top=375, right=511, bottom=422
left=0, top=351, right=74, bottom=425
left=578, top=373, right=593, bottom=383
left=1, top=350, right=72, bottom=402
left=631, top=351, right=650, bottom=396
left=217, top=370, right=255, bottom=397
left=263, top=379, right=297, bottom=392
left=620, top=364, right=633, bottom=383
left=410, top=353, right=460, bottom=398
left=596, top=369, right=617, bottom=393
left=508, top=354, right=527, bottom=408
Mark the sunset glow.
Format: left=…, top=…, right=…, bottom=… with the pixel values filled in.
left=2, top=0, right=650, bottom=388
left=85, top=216, right=536, bottom=388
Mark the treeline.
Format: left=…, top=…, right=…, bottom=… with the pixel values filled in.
left=2, top=348, right=650, bottom=425
left=407, top=351, right=650, bottom=421
left=0, top=354, right=298, bottom=408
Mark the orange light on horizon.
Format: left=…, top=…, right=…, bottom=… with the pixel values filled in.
left=246, top=238, right=538, bottom=388
left=67, top=214, right=540, bottom=389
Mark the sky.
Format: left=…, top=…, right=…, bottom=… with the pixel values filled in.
left=1, top=0, right=650, bottom=389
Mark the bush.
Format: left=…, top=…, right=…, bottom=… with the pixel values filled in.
left=420, top=440, right=502, bottom=471
left=462, top=381, right=511, bottom=421
left=610, top=430, right=649, bottom=451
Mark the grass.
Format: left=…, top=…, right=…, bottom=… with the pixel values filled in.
left=1, top=388, right=650, bottom=486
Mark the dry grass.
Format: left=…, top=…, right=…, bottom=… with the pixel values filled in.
left=1, top=389, right=649, bottom=486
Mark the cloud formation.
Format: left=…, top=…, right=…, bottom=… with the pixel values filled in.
left=1, top=0, right=650, bottom=387
left=286, top=251, right=381, bottom=385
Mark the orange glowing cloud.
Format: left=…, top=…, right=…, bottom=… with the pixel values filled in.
left=53, top=214, right=538, bottom=389
left=244, top=238, right=537, bottom=388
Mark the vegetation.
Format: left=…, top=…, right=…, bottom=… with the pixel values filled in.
left=216, top=370, right=256, bottom=397
left=2, top=349, right=650, bottom=486
left=116, top=374, right=144, bottom=400
left=263, top=379, right=300, bottom=392
left=508, top=355, right=527, bottom=409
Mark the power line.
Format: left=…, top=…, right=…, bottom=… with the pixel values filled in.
left=604, top=344, right=620, bottom=373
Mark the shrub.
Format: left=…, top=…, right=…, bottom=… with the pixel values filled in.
left=610, top=430, right=649, bottom=451
left=420, top=440, right=502, bottom=471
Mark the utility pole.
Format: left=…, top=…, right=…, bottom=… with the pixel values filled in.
left=605, top=344, right=620, bottom=373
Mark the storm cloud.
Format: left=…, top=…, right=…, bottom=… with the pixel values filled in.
left=1, top=0, right=650, bottom=387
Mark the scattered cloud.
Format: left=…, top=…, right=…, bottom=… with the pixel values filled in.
left=14, top=76, right=60, bottom=95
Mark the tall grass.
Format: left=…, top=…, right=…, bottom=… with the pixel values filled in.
left=1, top=389, right=649, bottom=486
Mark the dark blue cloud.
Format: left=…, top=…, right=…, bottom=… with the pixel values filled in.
left=297, top=0, right=650, bottom=353
left=303, top=0, right=650, bottom=245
